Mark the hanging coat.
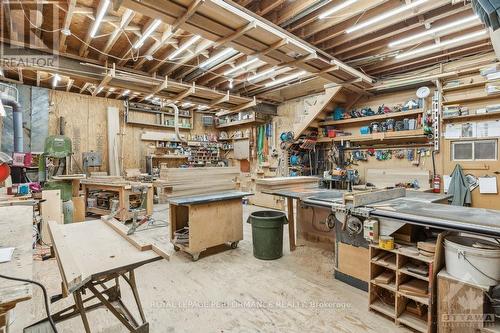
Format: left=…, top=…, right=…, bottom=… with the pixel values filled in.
left=448, top=164, right=472, bottom=206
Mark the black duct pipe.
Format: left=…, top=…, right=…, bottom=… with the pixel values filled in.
left=0, top=93, right=23, bottom=153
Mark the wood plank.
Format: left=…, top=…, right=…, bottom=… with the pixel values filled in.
left=337, top=242, right=369, bottom=282
left=107, top=106, right=121, bottom=176
left=40, top=190, right=63, bottom=245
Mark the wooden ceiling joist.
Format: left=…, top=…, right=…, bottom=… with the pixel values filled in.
left=79, top=0, right=110, bottom=57
left=99, top=9, right=135, bottom=61
left=59, top=0, right=77, bottom=52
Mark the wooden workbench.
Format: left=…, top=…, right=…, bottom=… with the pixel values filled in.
left=81, top=180, right=153, bottom=222
left=169, top=191, right=252, bottom=261
left=0, top=206, right=33, bottom=333
left=26, top=219, right=166, bottom=333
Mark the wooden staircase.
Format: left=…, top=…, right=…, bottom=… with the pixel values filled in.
left=293, top=86, right=345, bottom=140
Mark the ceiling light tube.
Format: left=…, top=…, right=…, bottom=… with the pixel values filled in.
left=248, top=67, right=276, bottom=82
left=265, top=71, right=307, bottom=88
left=224, top=58, right=259, bottom=76
left=346, top=0, right=429, bottom=34
left=134, top=19, right=162, bottom=49
left=122, top=89, right=130, bottom=96
left=90, top=0, right=111, bottom=38
left=389, top=15, right=479, bottom=47
left=396, top=30, right=488, bottom=59
left=319, top=0, right=359, bottom=20
left=120, top=9, right=134, bottom=29
left=168, top=35, right=201, bottom=60
left=200, top=48, right=237, bottom=69
left=210, top=0, right=316, bottom=55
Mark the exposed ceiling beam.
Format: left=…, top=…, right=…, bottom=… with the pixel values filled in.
left=273, top=0, right=321, bottom=26
left=209, top=91, right=230, bottom=106
left=66, top=79, right=74, bottom=92
left=131, top=25, right=174, bottom=69
left=256, top=0, right=286, bottom=16
left=99, top=9, right=135, bottom=61
left=216, top=96, right=256, bottom=116
left=171, top=83, right=196, bottom=101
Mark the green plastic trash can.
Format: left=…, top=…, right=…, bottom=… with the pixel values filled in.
left=247, top=210, right=288, bottom=260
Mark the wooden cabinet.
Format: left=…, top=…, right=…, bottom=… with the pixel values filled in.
left=169, top=194, right=247, bottom=261
left=368, top=234, right=445, bottom=333
left=437, top=269, right=499, bottom=333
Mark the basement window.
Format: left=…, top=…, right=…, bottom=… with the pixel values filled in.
left=452, top=140, right=497, bottom=161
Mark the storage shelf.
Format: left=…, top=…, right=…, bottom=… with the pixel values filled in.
left=129, top=106, right=192, bottom=118
left=398, top=312, right=428, bottom=333
left=317, top=129, right=427, bottom=143
left=371, top=259, right=397, bottom=271
left=369, top=300, right=395, bottom=318
left=398, top=291, right=430, bottom=305
left=150, top=154, right=189, bottom=159
left=126, top=121, right=192, bottom=130
left=442, top=81, right=486, bottom=92
left=399, top=268, right=429, bottom=282
left=320, top=109, right=423, bottom=126
left=442, top=112, right=500, bottom=122
left=443, top=94, right=500, bottom=105
left=216, top=118, right=264, bottom=128
left=371, top=279, right=397, bottom=292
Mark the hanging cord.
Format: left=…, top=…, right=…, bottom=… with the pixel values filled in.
left=0, top=274, right=58, bottom=333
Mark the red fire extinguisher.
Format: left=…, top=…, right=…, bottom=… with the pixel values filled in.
left=433, top=175, right=441, bottom=193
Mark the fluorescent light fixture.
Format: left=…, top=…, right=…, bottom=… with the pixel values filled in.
left=389, top=15, right=479, bottom=47
left=396, top=30, right=488, bottom=59
left=265, top=71, right=307, bottom=88
left=134, top=19, right=161, bottom=49
left=120, top=9, right=134, bottom=29
left=224, top=57, right=259, bottom=76
left=248, top=67, right=276, bottom=82
left=228, top=79, right=233, bottom=89
left=168, top=35, right=201, bottom=60
left=200, top=48, right=237, bottom=69
left=52, top=74, right=60, bottom=88
left=122, top=89, right=130, bottom=96
left=347, top=0, right=429, bottom=34
left=90, top=0, right=110, bottom=38
left=96, top=86, right=104, bottom=94
left=319, top=0, right=359, bottom=20
left=210, top=0, right=316, bottom=55
left=198, top=105, right=210, bottom=110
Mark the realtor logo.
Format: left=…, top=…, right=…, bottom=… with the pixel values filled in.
left=0, top=1, right=61, bottom=69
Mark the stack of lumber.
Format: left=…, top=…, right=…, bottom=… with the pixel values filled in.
left=255, top=176, right=319, bottom=191
left=159, top=167, right=238, bottom=198
left=251, top=176, right=319, bottom=209
left=366, top=168, right=430, bottom=190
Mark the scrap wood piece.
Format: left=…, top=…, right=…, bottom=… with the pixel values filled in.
left=101, top=216, right=170, bottom=260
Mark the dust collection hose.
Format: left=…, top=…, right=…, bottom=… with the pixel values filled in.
left=167, top=102, right=186, bottom=143
left=0, top=93, right=23, bottom=152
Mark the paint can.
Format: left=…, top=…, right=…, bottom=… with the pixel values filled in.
left=379, top=236, right=394, bottom=250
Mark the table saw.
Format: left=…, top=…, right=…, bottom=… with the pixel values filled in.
left=266, top=187, right=500, bottom=290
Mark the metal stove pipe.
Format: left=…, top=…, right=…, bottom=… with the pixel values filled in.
left=0, top=93, right=23, bottom=152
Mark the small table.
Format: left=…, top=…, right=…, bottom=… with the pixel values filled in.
left=26, top=220, right=165, bottom=333
left=0, top=206, right=33, bottom=333
left=169, top=191, right=252, bottom=261
left=81, top=180, right=153, bottom=222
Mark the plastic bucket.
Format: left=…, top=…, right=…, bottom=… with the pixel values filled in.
left=444, top=236, right=500, bottom=286
left=247, top=211, right=288, bottom=260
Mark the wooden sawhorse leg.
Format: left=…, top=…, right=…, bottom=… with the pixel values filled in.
left=24, top=269, right=149, bottom=333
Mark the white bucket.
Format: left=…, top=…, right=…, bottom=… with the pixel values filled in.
left=444, top=236, right=500, bottom=286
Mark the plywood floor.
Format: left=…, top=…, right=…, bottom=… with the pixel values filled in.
left=11, top=204, right=410, bottom=333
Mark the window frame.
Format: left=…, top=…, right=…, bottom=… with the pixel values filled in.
left=451, top=139, right=498, bottom=161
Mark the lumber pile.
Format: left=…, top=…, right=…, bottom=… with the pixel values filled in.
left=159, top=167, right=238, bottom=198
left=250, top=176, right=319, bottom=209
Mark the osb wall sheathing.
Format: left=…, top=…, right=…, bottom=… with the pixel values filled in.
left=48, top=90, right=217, bottom=173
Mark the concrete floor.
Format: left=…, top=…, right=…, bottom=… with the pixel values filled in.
left=11, top=204, right=409, bottom=333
